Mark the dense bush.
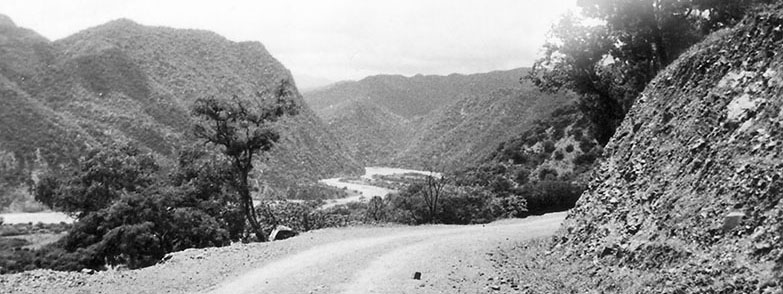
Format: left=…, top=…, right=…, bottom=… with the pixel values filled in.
left=514, top=168, right=531, bottom=185
left=554, top=150, right=564, bottom=160
left=384, top=183, right=527, bottom=225
left=255, top=199, right=375, bottom=235
left=35, top=143, right=159, bottom=216
left=538, top=168, right=558, bottom=181
left=283, top=184, right=349, bottom=201
left=9, top=143, right=248, bottom=272
left=542, top=140, right=556, bottom=153
left=574, top=151, right=599, bottom=166
left=524, top=181, right=584, bottom=214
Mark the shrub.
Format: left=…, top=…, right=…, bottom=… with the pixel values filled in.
left=385, top=183, right=528, bottom=225
left=511, top=151, right=529, bottom=164
left=554, top=150, right=564, bottom=160
left=574, top=152, right=598, bottom=166
left=438, top=187, right=494, bottom=224
left=514, top=169, right=531, bottom=185
left=542, top=140, right=556, bottom=154
left=524, top=181, right=584, bottom=214
left=578, top=139, right=596, bottom=153
left=569, top=128, right=584, bottom=141
left=365, top=196, right=386, bottom=222
left=552, top=127, right=565, bottom=140
left=565, top=144, right=574, bottom=153
left=538, top=168, right=558, bottom=181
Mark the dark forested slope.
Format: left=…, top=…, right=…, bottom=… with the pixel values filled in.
left=304, top=68, right=576, bottom=168
left=0, top=16, right=361, bottom=195
left=394, top=86, right=573, bottom=169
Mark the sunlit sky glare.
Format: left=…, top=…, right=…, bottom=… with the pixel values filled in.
left=1, top=0, right=577, bottom=87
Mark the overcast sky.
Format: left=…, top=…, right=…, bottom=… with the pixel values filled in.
left=1, top=0, right=576, bottom=88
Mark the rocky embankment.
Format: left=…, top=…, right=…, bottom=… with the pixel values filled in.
left=521, top=5, right=783, bottom=293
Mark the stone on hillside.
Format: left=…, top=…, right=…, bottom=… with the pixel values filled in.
left=269, top=225, right=298, bottom=241
left=80, top=268, right=95, bottom=275
left=722, top=211, right=745, bottom=233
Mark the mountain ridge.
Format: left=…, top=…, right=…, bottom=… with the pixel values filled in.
left=304, top=67, right=528, bottom=119
left=0, top=17, right=362, bottom=194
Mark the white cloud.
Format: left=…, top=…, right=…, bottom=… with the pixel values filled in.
left=0, top=0, right=576, bottom=86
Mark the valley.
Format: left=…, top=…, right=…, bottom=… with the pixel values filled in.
left=2, top=1, right=783, bottom=293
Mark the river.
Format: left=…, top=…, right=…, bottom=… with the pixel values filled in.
left=318, top=166, right=435, bottom=208
left=0, top=167, right=433, bottom=224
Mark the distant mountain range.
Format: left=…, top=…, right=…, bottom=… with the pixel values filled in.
left=0, top=16, right=361, bottom=190
left=304, top=68, right=528, bottom=119
left=303, top=68, right=576, bottom=170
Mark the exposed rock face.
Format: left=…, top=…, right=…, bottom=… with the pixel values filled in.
left=558, top=6, right=783, bottom=291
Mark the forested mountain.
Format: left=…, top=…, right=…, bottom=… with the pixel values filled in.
left=395, top=86, right=573, bottom=169
left=304, top=68, right=527, bottom=118
left=319, top=100, right=413, bottom=165
left=0, top=16, right=361, bottom=194
left=304, top=68, right=578, bottom=170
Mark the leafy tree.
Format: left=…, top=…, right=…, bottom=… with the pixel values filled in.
left=34, top=143, right=158, bottom=217
left=29, top=143, right=242, bottom=270
left=191, top=80, right=299, bottom=241
left=529, top=0, right=767, bottom=144
left=365, top=196, right=386, bottom=222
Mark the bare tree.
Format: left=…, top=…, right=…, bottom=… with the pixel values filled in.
left=419, top=159, right=449, bottom=223
left=191, top=79, right=298, bottom=241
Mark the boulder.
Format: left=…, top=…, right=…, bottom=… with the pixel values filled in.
left=722, top=211, right=745, bottom=233
left=269, top=225, right=298, bottom=241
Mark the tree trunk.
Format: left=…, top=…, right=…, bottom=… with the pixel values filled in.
left=238, top=169, right=267, bottom=242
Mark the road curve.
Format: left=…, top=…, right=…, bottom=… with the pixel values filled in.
left=205, top=212, right=566, bottom=294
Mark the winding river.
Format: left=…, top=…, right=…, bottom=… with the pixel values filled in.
left=319, top=166, right=436, bottom=208
left=0, top=167, right=433, bottom=224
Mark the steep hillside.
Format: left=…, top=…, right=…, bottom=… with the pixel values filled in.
left=304, top=68, right=527, bottom=119
left=482, top=104, right=600, bottom=182
left=305, top=69, right=575, bottom=168
left=0, top=17, right=361, bottom=194
left=508, top=6, right=783, bottom=293
left=395, top=86, right=574, bottom=169
left=318, top=101, right=413, bottom=165
left=0, top=17, right=91, bottom=186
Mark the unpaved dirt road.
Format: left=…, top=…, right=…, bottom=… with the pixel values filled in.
left=206, top=212, right=565, bottom=294
left=1, top=212, right=564, bottom=294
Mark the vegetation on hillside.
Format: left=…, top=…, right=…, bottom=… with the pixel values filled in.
left=318, top=101, right=412, bottom=165
left=395, top=87, right=574, bottom=170
left=506, top=4, right=783, bottom=292
left=308, top=70, right=576, bottom=169
left=529, top=0, right=769, bottom=144
left=0, top=16, right=362, bottom=213
left=305, top=68, right=528, bottom=118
